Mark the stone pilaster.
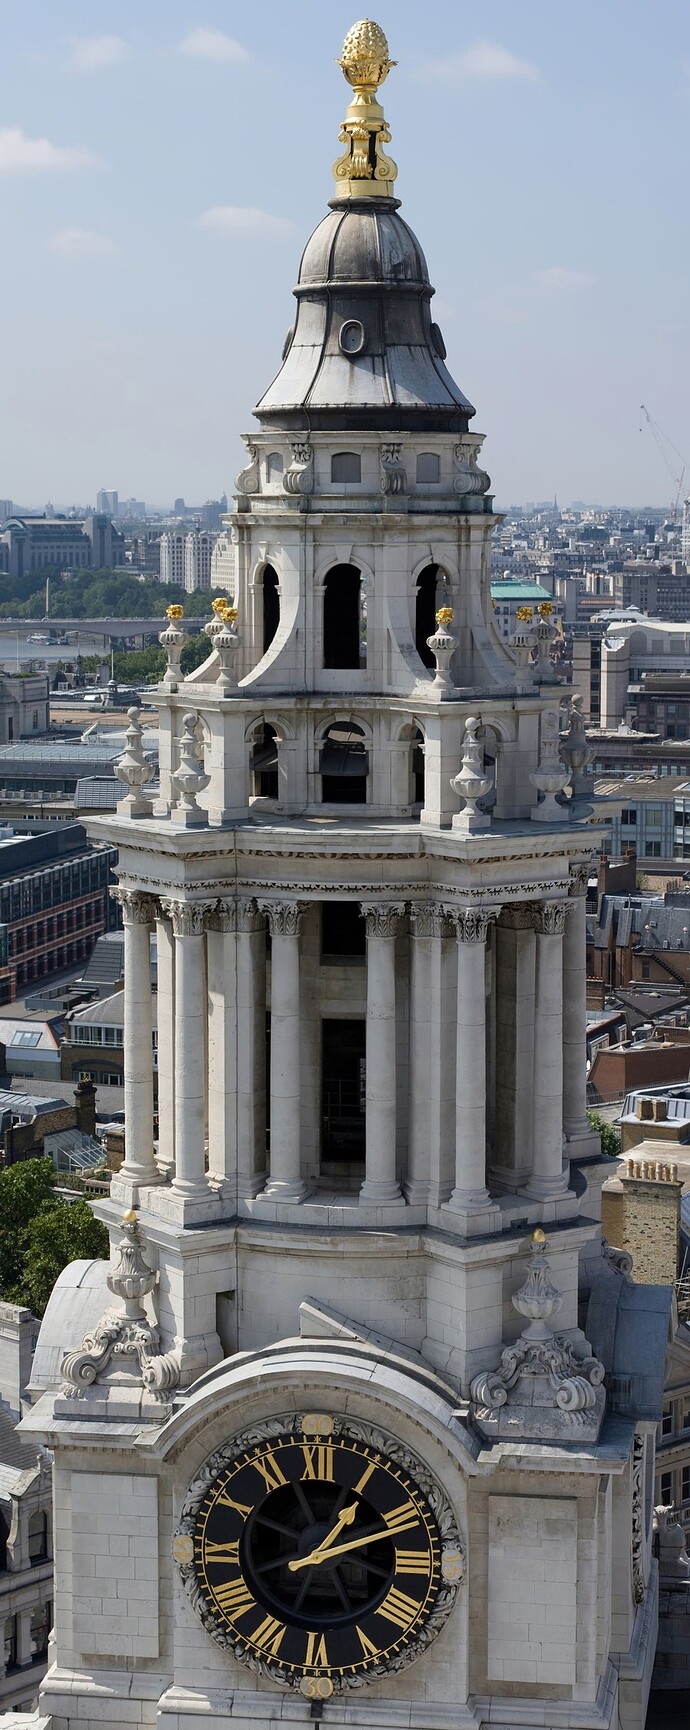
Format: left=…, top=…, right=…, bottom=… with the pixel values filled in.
left=160, top=898, right=216, bottom=1215
left=442, top=908, right=501, bottom=1232
left=259, top=900, right=307, bottom=1202
left=205, top=900, right=238, bottom=1199
left=522, top=902, right=570, bottom=1201
left=563, top=863, right=599, bottom=1158
left=237, top=899, right=267, bottom=1201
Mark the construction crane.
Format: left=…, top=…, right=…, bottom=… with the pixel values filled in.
left=639, top=404, right=689, bottom=518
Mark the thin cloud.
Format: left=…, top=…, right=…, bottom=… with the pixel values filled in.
left=534, top=267, right=595, bottom=291
left=68, top=35, right=130, bottom=73
left=419, top=40, right=538, bottom=81
left=178, top=27, right=248, bottom=64
left=49, top=228, right=121, bottom=258
left=0, top=127, right=100, bottom=176
left=198, top=206, right=293, bottom=238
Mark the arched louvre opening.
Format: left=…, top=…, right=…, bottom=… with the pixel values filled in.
left=262, top=565, right=280, bottom=653
left=321, top=1017, right=366, bottom=1177
left=412, top=727, right=425, bottom=805
left=323, top=564, right=364, bottom=669
left=250, top=723, right=279, bottom=798
left=415, top=564, right=439, bottom=667
left=331, top=452, right=361, bottom=483
left=320, top=721, right=368, bottom=803
left=29, top=1510, right=48, bottom=1564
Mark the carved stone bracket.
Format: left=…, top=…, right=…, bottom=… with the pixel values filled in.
left=470, top=1230, right=605, bottom=1442
left=379, top=442, right=406, bottom=495
left=361, top=902, right=405, bottom=939
left=569, top=861, right=591, bottom=899
left=453, top=441, right=491, bottom=497
left=632, top=1434, right=646, bottom=1603
left=283, top=442, right=314, bottom=497
left=235, top=442, right=260, bottom=497
left=60, top=1212, right=180, bottom=1406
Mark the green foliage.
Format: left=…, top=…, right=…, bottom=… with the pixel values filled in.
left=180, top=633, right=213, bottom=676
left=586, top=1110, right=622, bottom=1160
left=19, top=1201, right=109, bottom=1319
left=0, top=1156, right=108, bottom=1316
left=112, top=646, right=167, bottom=685
left=0, top=568, right=234, bottom=623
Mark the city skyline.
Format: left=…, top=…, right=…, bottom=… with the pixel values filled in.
left=1, top=0, right=689, bottom=506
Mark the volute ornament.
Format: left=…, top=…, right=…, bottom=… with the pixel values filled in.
left=380, top=442, right=406, bottom=495
left=235, top=442, right=260, bottom=497
left=283, top=441, right=314, bottom=497
left=60, top=1211, right=180, bottom=1407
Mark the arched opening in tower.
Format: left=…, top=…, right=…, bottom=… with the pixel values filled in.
left=262, top=564, right=280, bottom=654
left=412, top=727, right=425, bottom=806
left=250, top=722, right=279, bottom=798
left=323, top=564, right=365, bottom=669
left=320, top=721, right=368, bottom=803
left=415, top=564, right=439, bottom=667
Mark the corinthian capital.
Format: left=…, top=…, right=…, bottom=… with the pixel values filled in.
left=205, top=900, right=237, bottom=934
left=537, top=901, right=567, bottom=937
left=448, top=906, right=493, bottom=944
left=159, top=897, right=216, bottom=937
left=360, top=902, right=405, bottom=939
left=569, top=862, right=591, bottom=899
left=111, top=886, right=157, bottom=927
left=259, top=899, right=306, bottom=938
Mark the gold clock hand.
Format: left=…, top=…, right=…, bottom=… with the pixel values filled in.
left=288, top=1517, right=417, bottom=1572
left=286, top=1502, right=358, bottom=1575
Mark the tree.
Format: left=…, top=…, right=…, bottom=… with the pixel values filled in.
left=19, top=1201, right=109, bottom=1318
left=180, top=633, right=213, bottom=676
left=586, top=1110, right=621, bottom=1160
left=0, top=1157, right=109, bottom=1316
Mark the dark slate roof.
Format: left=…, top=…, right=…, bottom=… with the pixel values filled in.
left=255, top=199, right=475, bottom=433
left=586, top=1264, right=673, bottom=1422
left=0, top=1405, right=40, bottom=1478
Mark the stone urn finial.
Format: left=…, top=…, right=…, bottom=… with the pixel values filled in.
left=451, top=716, right=493, bottom=833
left=560, top=693, right=593, bottom=802
left=426, top=607, right=457, bottom=696
left=531, top=708, right=570, bottom=822
left=159, top=605, right=187, bottom=690
left=171, top=712, right=210, bottom=827
left=114, top=707, right=154, bottom=818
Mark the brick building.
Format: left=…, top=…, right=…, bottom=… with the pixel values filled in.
left=0, top=826, right=118, bottom=1003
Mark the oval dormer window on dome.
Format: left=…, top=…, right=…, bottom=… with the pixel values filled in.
left=331, top=452, right=361, bottom=484
left=320, top=721, right=368, bottom=804
left=339, top=320, right=366, bottom=357
left=416, top=452, right=440, bottom=484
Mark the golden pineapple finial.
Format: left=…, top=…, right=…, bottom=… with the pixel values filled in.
left=333, top=20, right=398, bottom=200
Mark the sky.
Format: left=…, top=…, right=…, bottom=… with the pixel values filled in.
left=1, top=0, right=689, bottom=511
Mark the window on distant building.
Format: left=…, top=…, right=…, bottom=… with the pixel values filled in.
left=660, top=1471, right=674, bottom=1506
left=662, top=1405, right=673, bottom=1436
left=645, top=842, right=662, bottom=857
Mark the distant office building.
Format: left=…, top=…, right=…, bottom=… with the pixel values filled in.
left=0, top=674, right=49, bottom=744
left=199, top=494, right=228, bottom=531
left=119, top=498, right=146, bottom=520
left=0, top=823, right=117, bottom=1002
left=96, top=489, right=118, bottom=518
left=490, top=578, right=563, bottom=640
left=599, top=617, right=690, bottom=729
left=0, top=500, right=12, bottom=523
left=184, top=530, right=215, bottom=593
left=210, top=532, right=235, bottom=595
left=127, top=532, right=160, bottom=577
left=159, top=531, right=185, bottom=586
left=173, top=497, right=186, bottom=516
left=0, top=515, right=124, bottom=578
left=683, top=499, right=690, bottom=565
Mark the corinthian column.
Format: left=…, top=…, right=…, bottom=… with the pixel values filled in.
left=563, top=863, right=599, bottom=1157
left=205, top=900, right=237, bottom=1197
left=522, top=902, right=570, bottom=1199
left=443, top=908, right=500, bottom=1228
left=260, top=901, right=307, bottom=1202
left=110, top=887, right=159, bottom=1199
left=360, top=903, right=405, bottom=1205
left=161, top=898, right=215, bottom=1206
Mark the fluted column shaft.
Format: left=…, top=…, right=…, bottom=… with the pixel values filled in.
left=162, top=899, right=214, bottom=1200
left=261, top=901, right=306, bottom=1202
left=563, top=866, right=594, bottom=1144
left=360, top=904, right=404, bottom=1205
left=445, top=909, right=493, bottom=1212
left=523, top=903, right=569, bottom=1199
left=112, top=888, right=158, bottom=1191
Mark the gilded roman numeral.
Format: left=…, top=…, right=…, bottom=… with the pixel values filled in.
left=305, top=1630, right=329, bottom=1667
left=395, top=1547, right=430, bottom=1575
left=353, top=1458, right=377, bottom=1496
left=252, top=1614, right=285, bottom=1656
left=213, top=1577, right=255, bottom=1619
left=377, top=1585, right=420, bottom=1631
left=355, top=1624, right=379, bottom=1658
left=216, top=1489, right=253, bottom=1518
left=253, top=1451, right=288, bottom=1493
left=204, top=1540, right=240, bottom=1565
left=301, top=1444, right=335, bottom=1481
left=382, top=1501, right=419, bottom=1535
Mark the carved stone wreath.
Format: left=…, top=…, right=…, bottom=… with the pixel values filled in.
left=173, top=1412, right=465, bottom=1693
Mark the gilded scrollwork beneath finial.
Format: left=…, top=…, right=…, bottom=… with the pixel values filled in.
left=333, top=20, right=398, bottom=199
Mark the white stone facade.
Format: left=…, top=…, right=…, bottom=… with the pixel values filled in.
left=4, top=22, right=664, bottom=1730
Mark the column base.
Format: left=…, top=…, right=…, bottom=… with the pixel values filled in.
left=110, top=1167, right=166, bottom=1207
left=520, top=1172, right=571, bottom=1201
left=259, top=1178, right=309, bottom=1203
left=146, top=1184, right=222, bottom=1227
left=441, top=1190, right=502, bottom=1235
left=564, top=1123, right=602, bottom=1160
left=359, top=1178, right=404, bottom=1205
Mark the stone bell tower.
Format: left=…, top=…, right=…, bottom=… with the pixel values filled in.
left=12, top=21, right=666, bottom=1730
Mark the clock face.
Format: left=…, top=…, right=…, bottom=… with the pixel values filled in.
left=175, top=1415, right=463, bottom=1694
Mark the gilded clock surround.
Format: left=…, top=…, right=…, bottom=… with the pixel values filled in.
left=173, top=1414, right=465, bottom=1693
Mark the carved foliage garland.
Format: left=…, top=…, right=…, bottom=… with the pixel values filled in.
left=172, top=1413, right=465, bottom=1693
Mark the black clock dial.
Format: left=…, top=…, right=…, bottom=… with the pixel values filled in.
left=190, top=1426, right=443, bottom=1684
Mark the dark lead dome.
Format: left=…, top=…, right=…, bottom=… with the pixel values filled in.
left=254, top=199, right=476, bottom=433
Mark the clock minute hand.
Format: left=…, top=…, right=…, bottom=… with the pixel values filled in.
left=288, top=1516, right=417, bottom=1573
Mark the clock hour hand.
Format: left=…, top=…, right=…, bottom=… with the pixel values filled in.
left=286, top=1502, right=358, bottom=1573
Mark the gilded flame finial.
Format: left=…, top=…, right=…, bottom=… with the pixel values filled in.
left=333, top=20, right=398, bottom=201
